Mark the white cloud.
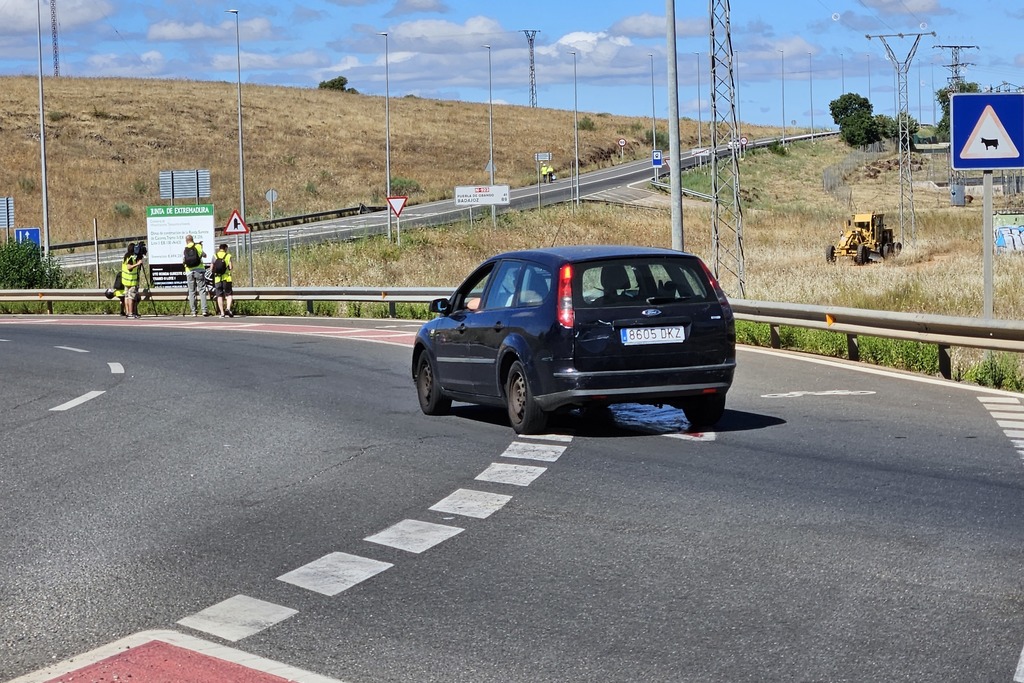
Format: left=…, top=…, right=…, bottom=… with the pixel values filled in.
left=148, top=17, right=273, bottom=43
left=212, top=49, right=329, bottom=73
left=86, top=50, right=166, bottom=77
left=0, top=0, right=113, bottom=36
left=387, top=0, right=450, bottom=17
left=609, top=14, right=706, bottom=39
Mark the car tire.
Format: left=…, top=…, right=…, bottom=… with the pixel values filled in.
left=678, top=394, right=726, bottom=430
left=416, top=353, right=451, bottom=416
left=505, top=360, right=548, bottom=435
left=825, top=245, right=836, bottom=263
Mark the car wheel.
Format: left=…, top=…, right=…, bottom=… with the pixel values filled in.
left=505, top=360, right=548, bottom=435
left=678, top=394, right=726, bottom=430
left=825, top=245, right=836, bottom=263
left=416, top=353, right=451, bottom=416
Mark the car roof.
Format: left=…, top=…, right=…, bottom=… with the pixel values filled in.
left=487, top=245, right=699, bottom=267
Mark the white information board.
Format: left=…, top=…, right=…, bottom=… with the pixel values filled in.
left=455, top=185, right=510, bottom=206
left=145, top=205, right=216, bottom=287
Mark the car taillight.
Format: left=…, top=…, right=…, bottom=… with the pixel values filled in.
left=557, top=264, right=574, bottom=328
left=699, top=260, right=733, bottom=316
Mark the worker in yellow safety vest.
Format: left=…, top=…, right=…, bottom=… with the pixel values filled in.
left=121, top=243, right=144, bottom=319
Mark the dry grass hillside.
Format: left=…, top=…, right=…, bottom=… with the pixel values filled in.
left=0, top=75, right=782, bottom=244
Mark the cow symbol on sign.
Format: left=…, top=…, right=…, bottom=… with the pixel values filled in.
left=981, top=137, right=999, bottom=150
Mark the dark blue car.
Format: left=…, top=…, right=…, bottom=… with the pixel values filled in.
left=412, top=245, right=736, bottom=434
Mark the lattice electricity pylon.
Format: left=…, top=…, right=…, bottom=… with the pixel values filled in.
left=522, top=30, right=539, bottom=108
left=50, top=0, right=60, bottom=77
left=707, top=0, right=745, bottom=297
left=867, top=32, right=934, bottom=244
left=935, top=44, right=978, bottom=197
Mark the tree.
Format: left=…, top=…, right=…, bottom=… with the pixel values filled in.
left=840, top=110, right=881, bottom=147
left=318, top=76, right=356, bottom=93
left=0, top=240, right=67, bottom=289
left=829, top=93, right=873, bottom=128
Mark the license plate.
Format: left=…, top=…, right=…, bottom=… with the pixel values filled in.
left=620, top=325, right=686, bottom=345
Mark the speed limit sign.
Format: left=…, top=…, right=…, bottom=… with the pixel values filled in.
left=617, top=138, right=626, bottom=147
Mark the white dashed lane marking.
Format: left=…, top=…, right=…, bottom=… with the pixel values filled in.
left=50, top=390, right=105, bottom=412
left=500, top=441, right=566, bottom=462
left=429, top=488, right=512, bottom=519
left=476, top=462, right=548, bottom=487
left=177, top=594, right=297, bottom=642
left=277, top=552, right=393, bottom=596
left=54, top=345, right=89, bottom=353
left=108, top=362, right=124, bottom=374
left=364, top=519, right=464, bottom=554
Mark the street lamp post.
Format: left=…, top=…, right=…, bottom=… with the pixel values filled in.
left=649, top=53, right=656, bottom=152
left=866, top=52, right=871, bottom=105
left=694, top=52, right=702, bottom=152
left=808, top=52, right=814, bottom=138
left=226, top=9, right=250, bottom=285
left=570, top=50, right=579, bottom=210
left=483, top=45, right=495, bottom=229
left=379, top=32, right=392, bottom=243
left=779, top=49, right=786, bottom=144
left=36, top=0, right=50, bottom=255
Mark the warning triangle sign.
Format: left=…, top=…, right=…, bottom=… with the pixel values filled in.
left=387, top=196, right=408, bottom=218
left=223, top=209, right=249, bottom=234
left=960, top=105, right=1021, bottom=160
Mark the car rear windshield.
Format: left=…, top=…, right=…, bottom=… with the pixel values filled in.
left=576, top=258, right=714, bottom=308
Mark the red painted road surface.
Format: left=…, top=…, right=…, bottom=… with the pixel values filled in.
left=42, top=640, right=291, bottom=683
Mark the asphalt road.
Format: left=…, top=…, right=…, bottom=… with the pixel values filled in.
left=1, top=315, right=1023, bottom=682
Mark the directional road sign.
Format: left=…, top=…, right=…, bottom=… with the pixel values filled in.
left=951, top=93, right=1024, bottom=171
left=652, top=150, right=663, bottom=167
left=15, top=228, right=40, bottom=246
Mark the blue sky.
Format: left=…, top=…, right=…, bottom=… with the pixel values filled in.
left=0, top=0, right=1020, bottom=128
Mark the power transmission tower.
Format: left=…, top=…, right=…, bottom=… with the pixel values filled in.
left=50, top=0, right=60, bottom=77
left=935, top=44, right=978, bottom=199
left=522, top=30, right=539, bottom=107
left=867, top=31, right=934, bottom=244
left=708, top=0, right=745, bottom=296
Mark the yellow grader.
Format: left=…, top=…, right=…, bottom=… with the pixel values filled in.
left=825, top=212, right=901, bottom=265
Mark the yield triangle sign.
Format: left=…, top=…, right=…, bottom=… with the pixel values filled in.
left=960, top=105, right=1021, bottom=160
left=387, top=196, right=408, bottom=218
left=223, top=209, right=249, bottom=234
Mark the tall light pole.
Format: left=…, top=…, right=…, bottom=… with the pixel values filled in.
left=570, top=50, right=579, bottom=210
left=649, top=53, right=656, bottom=151
left=483, top=44, right=495, bottom=229
left=36, top=0, right=50, bottom=255
left=226, top=9, right=250, bottom=285
left=694, top=52, right=702, bottom=151
left=379, top=32, right=392, bottom=242
left=808, top=51, right=814, bottom=137
left=866, top=52, right=872, bottom=105
left=779, top=49, right=786, bottom=143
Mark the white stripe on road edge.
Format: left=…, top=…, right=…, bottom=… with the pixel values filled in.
left=517, top=432, right=574, bottom=442
left=979, top=396, right=1022, bottom=404
left=500, top=441, right=566, bottom=462
left=108, top=362, right=124, bottom=374
left=50, top=390, right=105, bottom=412
left=177, top=594, right=297, bottom=642
left=277, top=552, right=393, bottom=597
left=4, top=629, right=348, bottom=683
left=54, top=345, right=88, bottom=353
left=429, top=488, right=512, bottom=519
left=364, top=519, right=464, bottom=554
left=476, top=463, right=547, bottom=487
left=1015, top=643, right=1024, bottom=682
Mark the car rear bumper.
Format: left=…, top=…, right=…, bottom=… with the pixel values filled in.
left=536, top=361, right=736, bottom=411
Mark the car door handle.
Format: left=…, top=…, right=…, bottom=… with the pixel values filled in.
left=457, top=323, right=466, bottom=333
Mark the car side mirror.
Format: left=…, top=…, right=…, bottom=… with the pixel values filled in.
left=429, top=297, right=451, bottom=315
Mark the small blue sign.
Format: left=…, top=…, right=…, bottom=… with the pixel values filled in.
left=951, top=93, right=1024, bottom=171
left=15, top=228, right=40, bottom=246
left=652, top=149, right=663, bottom=167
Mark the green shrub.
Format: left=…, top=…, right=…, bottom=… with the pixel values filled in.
left=391, top=177, right=421, bottom=195
left=48, top=111, right=69, bottom=122
left=963, top=353, right=1024, bottom=391
left=0, top=239, right=67, bottom=289
left=18, top=177, right=36, bottom=192
left=578, top=116, right=596, bottom=132
left=114, top=203, right=133, bottom=218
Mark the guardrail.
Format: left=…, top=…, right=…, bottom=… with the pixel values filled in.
left=1, top=286, right=1019, bottom=381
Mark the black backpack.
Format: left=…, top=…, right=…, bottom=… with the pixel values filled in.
left=212, top=255, right=227, bottom=276
left=183, top=244, right=201, bottom=268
